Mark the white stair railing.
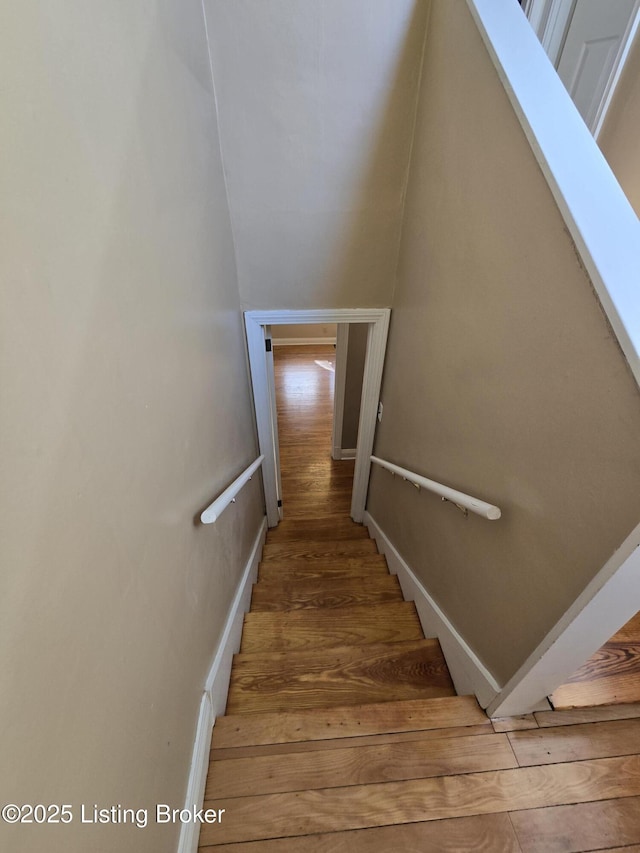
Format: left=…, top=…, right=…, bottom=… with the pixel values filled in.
left=370, top=455, right=501, bottom=520
left=200, top=455, right=264, bottom=524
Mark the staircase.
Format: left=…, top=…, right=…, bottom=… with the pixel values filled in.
left=228, top=517, right=455, bottom=714
left=195, top=347, right=640, bottom=850
left=197, top=514, right=501, bottom=849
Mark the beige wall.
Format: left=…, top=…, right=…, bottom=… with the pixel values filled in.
left=271, top=323, right=337, bottom=341
left=599, top=30, right=640, bottom=217
left=342, top=324, right=368, bottom=449
left=368, top=0, right=640, bottom=685
left=0, top=3, right=262, bottom=851
left=203, top=0, right=429, bottom=310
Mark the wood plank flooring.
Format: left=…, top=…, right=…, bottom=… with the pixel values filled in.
left=240, top=602, right=424, bottom=652
left=198, top=346, right=640, bottom=851
left=226, top=639, right=455, bottom=714
left=552, top=612, right=640, bottom=709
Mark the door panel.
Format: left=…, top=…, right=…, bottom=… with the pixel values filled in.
left=557, top=0, right=638, bottom=129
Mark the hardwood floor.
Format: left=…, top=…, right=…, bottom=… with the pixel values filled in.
left=273, top=345, right=352, bottom=525
left=198, top=345, right=640, bottom=851
left=552, top=611, right=640, bottom=709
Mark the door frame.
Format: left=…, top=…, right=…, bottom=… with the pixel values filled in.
left=244, top=308, right=390, bottom=527
left=523, top=0, right=640, bottom=137
left=331, top=323, right=350, bottom=461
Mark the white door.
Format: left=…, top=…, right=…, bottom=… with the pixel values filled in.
left=556, top=0, right=639, bottom=131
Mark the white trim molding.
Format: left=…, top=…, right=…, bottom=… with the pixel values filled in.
left=466, top=0, right=640, bottom=717
left=338, top=448, right=357, bottom=461
left=332, top=324, right=349, bottom=461
left=177, top=692, right=214, bottom=853
left=521, top=0, right=554, bottom=39
left=488, top=521, right=640, bottom=717
left=245, top=309, right=390, bottom=525
left=364, top=511, right=501, bottom=708
left=539, top=0, right=575, bottom=66
left=204, top=517, right=268, bottom=712
left=178, top=516, right=267, bottom=853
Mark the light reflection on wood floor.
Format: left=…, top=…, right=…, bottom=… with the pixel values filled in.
left=274, top=344, right=354, bottom=519
left=552, top=611, right=640, bottom=709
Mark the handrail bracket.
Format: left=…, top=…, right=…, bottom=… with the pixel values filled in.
left=442, top=496, right=468, bottom=518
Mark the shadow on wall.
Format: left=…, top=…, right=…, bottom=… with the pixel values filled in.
left=204, top=0, right=430, bottom=309
left=1, top=2, right=264, bottom=850
left=319, top=1, right=429, bottom=309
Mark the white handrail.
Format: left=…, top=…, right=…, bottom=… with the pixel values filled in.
left=200, top=455, right=264, bottom=524
left=370, top=456, right=501, bottom=521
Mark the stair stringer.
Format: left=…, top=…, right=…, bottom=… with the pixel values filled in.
left=364, top=510, right=502, bottom=708
left=178, top=515, right=268, bottom=853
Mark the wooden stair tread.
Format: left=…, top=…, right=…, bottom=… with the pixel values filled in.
left=279, top=511, right=358, bottom=522
left=210, top=724, right=494, bottom=762
left=283, top=489, right=353, bottom=500
left=232, top=638, right=442, bottom=664
left=258, top=554, right=389, bottom=576
left=240, top=603, right=424, bottom=652
left=205, top=730, right=516, bottom=798
left=198, top=345, right=640, bottom=853
left=212, top=695, right=489, bottom=750
left=258, top=556, right=387, bottom=580
left=551, top=669, right=640, bottom=709
left=198, top=754, right=640, bottom=846
left=267, top=518, right=370, bottom=542
left=535, top=702, right=640, bottom=728
left=262, top=539, right=378, bottom=558
left=257, top=568, right=389, bottom=583
left=284, top=508, right=353, bottom=520
left=250, top=575, right=404, bottom=612
left=197, top=813, right=521, bottom=852
left=226, top=640, right=455, bottom=714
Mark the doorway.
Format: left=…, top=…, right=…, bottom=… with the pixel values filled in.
left=523, top=0, right=640, bottom=136
left=244, top=309, right=390, bottom=527
left=271, top=341, right=354, bottom=524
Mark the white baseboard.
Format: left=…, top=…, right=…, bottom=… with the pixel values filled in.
left=337, top=448, right=357, bottom=460
left=177, top=692, right=214, bottom=853
left=364, top=512, right=501, bottom=708
left=178, top=516, right=267, bottom=853
left=272, top=337, right=337, bottom=346
left=204, top=516, right=268, bottom=713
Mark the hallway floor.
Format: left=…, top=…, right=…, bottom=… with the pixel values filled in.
left=198, top=345, right=640, bottom=851
left=273, top=344, right=352, bottom=522
left=552, top=612, right=640, bottom=709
